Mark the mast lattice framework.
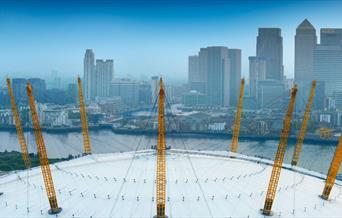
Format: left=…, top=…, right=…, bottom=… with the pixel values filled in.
left=26, top=83, right=62, bottom=214
left=155, top=78, right=167, bottom=218
left=262, top=85, right=297, bottom=216
left=230, top=78, right=245, bottom=152
left=78, top=77, right=92, bottom=155
left=291, top=80, right=316, bottom=166
left=7, top=78, right=31, bottom=169
left=321, top=134, right=342, bottom=200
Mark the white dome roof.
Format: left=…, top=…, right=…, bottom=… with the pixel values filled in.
left=0, top=150, right=341, bottom=217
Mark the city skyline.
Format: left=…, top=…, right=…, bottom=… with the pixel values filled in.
left=1, top=0, right=342, bottom=82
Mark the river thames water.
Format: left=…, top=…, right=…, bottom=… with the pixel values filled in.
left=0, top=130, right=339, bottom=175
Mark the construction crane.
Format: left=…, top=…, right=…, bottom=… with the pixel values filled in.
left=26, top=83, right=62, bottom=214
left=262, top=85, right=297, bottom=216
left=320, top=134, right=342, bottom=200
left=77, top=76, right=92, bottom=155
left=155, top=77, right=167, bottom=218
left=6, top=78, right=31, bottom=169
left=230, top=78, right=245, bottom=153
left=291, top=80, right=316, bottom=166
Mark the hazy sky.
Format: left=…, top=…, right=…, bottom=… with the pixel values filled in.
left=1, top=0, right=342, bottom=83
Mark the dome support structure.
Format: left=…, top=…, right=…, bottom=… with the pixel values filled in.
left=262, top=85, right=297, bottom=216
left=320, top=134, right=342, bottom=200
left=154, top=77, right=168, bottom=218
left=27, top=83, right=62, bottom=215
left=78, top=76, right=92, bottom=155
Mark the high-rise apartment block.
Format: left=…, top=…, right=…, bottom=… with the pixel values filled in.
left=83, top=49, right=114, bottom=101
left=96, top=59, right=114, bottom=98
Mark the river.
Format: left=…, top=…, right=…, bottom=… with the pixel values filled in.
left=0, top=130, right=338, bottom=175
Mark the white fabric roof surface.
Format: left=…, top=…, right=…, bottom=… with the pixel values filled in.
left=0, top=150, right=341, bottom=218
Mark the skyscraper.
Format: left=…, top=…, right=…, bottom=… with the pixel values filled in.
left=84, top=49, right=95, bottom=101
left=320, top=28, right=342, bottom=46
left=249, top=56, right=267, bottom=99
left=96, top=59, right=114, bottom=98
left=313, top=44, right=342, bottom=103
left=188, top=55, right=200, bottom=83
left=188, top=55, right=206, bottom=94
left=199, top=46, right=230, bottom=107
left=228, top=49, right=242, bottom=106
left=256, top=28, right=283, bottom=80
left=313, top=28, right=342, bottom=109
left=294, top=19, right=317, bottom=84
left=294, top=19, right=317, bottom=111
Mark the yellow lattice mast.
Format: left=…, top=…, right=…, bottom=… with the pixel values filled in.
left=262, top=85, right=297, bottom=216
left=320, top=134, right=342, bottom=200
left=230, top=78, right=245, bottom=152
left=6, top=78, right=31, bottom=169
left=77, top=76, right=92, bottom=155
left=26, top=83, right=62, bottom=214
left=291, top=80, right=316, bottom=166
left=155, top=77, right=167, bottom=218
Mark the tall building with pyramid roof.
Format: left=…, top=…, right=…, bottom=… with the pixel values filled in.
left=295, top=19, right=317, bottom=83
left=294, top=19, right=317, bottom=110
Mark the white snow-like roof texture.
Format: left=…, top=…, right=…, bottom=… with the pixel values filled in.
left=0, top=150, right=341, bottom=218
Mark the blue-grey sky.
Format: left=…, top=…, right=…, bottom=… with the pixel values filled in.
left=1, top=0, right=342, bottom=83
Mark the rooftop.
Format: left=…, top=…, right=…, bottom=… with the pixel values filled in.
left=0, top=150, right=341, bottom=217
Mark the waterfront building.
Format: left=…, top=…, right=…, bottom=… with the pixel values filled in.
left=97, top=97, right=123, bottom=115
left=182, top=90, right=206, bottom=107
left=256, top=28, right=283, bottom=80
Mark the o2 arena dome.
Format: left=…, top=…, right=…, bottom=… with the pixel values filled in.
left=0, top=150, right=341, bottom=218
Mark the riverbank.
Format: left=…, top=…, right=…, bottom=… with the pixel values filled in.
left=0, top=151, right=73, bottom=171
left=111, top=128, right=339, bottom=145
left=0, top=125, right=338, bottom=145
